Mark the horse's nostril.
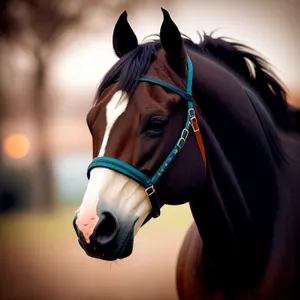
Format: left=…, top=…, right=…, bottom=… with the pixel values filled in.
left=93, top=210, right=120, bottom=246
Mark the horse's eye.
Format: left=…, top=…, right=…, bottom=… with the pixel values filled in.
left=145, top=117, right=167, bottom=135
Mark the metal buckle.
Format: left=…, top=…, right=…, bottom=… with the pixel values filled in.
left=177, top=138, right=186, bottom=150
left=145, top=185, right=155, bottom=197
left=181, top=128, right=189, bottom=139
left=188, top=108, right=195, bottom=118
left=177, top=129, right=189, bottom=149
left=188, top=108, right=200, bottom=132
left=190, top=117, right=200, bottom=132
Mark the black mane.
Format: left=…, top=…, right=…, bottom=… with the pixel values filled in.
left=94, top=40, right=162, bottom=103
left=186, top=33, right=290, bottom=130
left=94, top=33, right=291, bottom=130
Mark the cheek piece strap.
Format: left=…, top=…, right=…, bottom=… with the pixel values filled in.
left=87, top=55, right=206, bottom=219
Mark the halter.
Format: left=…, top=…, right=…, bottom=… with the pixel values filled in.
left=87, top=55, right=206, bottom=218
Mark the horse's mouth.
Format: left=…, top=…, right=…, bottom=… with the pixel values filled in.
left=76, top=216, right=138, bottom=261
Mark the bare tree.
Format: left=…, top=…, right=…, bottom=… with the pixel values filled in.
left=0, top=0, right=171, bottom=210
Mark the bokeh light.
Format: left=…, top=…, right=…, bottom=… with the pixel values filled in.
left=3, top=134, right=30, bottom=159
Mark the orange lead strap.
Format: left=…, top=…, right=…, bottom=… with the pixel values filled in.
left=190, top=116, right=207, bottom=167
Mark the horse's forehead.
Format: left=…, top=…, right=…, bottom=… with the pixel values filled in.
left=96, top=90, right=129, bottom=157
left=106, top=91, right=129, bottom=126
left=144, top=49, right=186, bottom=91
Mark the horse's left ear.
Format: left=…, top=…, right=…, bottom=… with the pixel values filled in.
left=113, top=11, right=138, bottom=58
left=160, top=8, right=186, bottom=77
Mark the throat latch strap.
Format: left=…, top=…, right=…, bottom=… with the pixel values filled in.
left=188, top=108, right=207, bottom=167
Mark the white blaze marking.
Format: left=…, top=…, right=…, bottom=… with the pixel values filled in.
left=76, top=90, right=152, bottom=242
left=99, top=90, right=128, bottom=156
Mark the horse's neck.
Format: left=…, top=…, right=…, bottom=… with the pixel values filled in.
left=188, top=50, right=282, bottom=288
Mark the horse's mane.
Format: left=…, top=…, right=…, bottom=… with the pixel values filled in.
left=185, top=32, right=290, bottom=130
left=94, top=32, right=291, bottom=130
left=94, top=40, right=162, bottom=102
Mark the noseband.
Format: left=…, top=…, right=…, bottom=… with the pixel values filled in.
left=87, top=55, right=206, bottom=218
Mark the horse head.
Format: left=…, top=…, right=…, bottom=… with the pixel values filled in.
left=73, top=9, right=206, bottom=260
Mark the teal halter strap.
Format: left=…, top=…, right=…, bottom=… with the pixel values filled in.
left=87, top=55, right=199, bottom=218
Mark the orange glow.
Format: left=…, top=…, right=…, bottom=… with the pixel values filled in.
left=4, top=134, right=30, bottom=159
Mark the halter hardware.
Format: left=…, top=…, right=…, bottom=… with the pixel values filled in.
left=187, top=108, right=199, bottom=133
left=145, top=185, right=155, bottom=197
left=87, top=55, right=206, bottom=219
left=177, top=128, right=189, bottom=150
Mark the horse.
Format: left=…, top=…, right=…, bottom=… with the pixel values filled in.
left=73, top=9, right=300, bottom=299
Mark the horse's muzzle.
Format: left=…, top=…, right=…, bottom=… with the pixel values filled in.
left=73, top=210, right=138, bottom=260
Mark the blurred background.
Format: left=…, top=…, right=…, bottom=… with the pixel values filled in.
left=0, top=0, right=299, bottom=299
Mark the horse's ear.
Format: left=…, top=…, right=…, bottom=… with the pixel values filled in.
left=160, top=8, right=186, bottom=76
left=113, top=11, right=138, bottom=58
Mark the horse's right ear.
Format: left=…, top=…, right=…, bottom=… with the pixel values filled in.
left=113, top=11, right=138, bottom=58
